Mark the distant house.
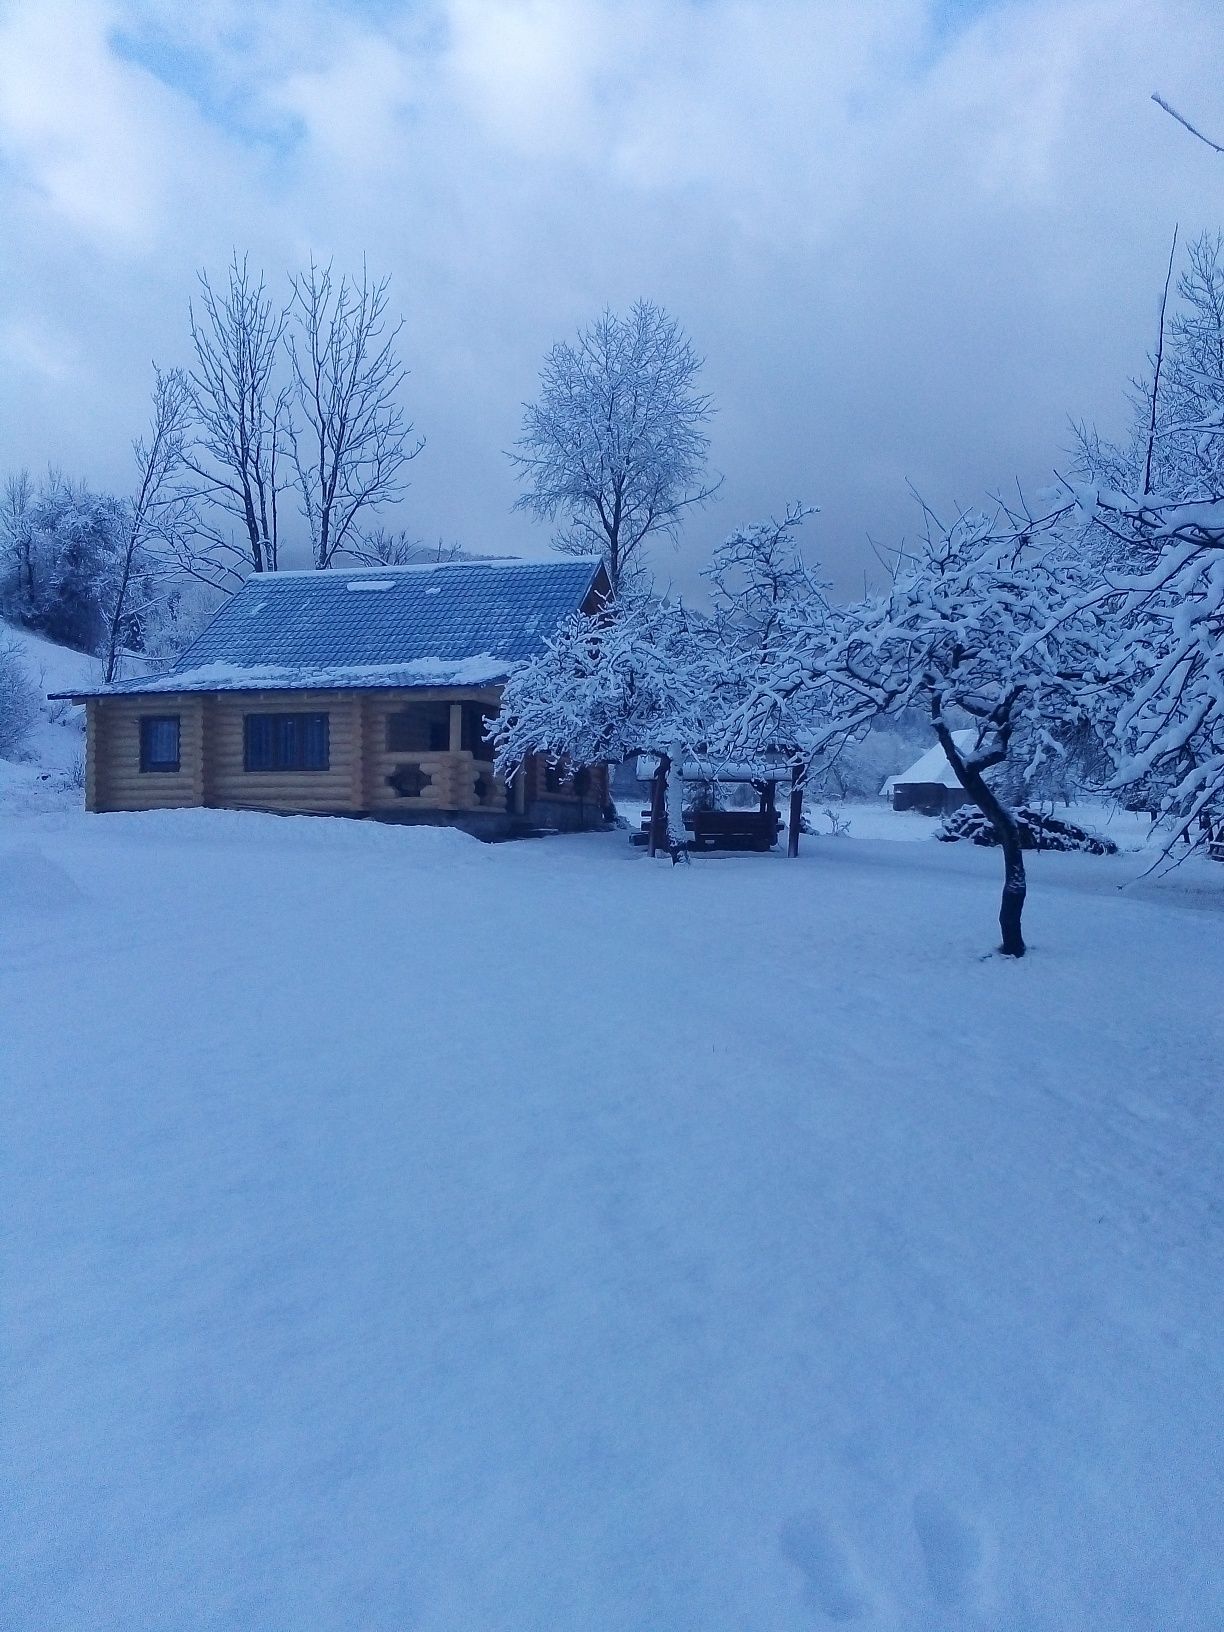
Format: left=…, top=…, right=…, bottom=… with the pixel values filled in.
left=881, top=732, right=976, bottom=816
left=53, top=557, right=611, bottom=838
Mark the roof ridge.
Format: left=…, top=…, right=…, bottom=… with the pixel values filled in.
left=265, top=556, right=602, bottom=580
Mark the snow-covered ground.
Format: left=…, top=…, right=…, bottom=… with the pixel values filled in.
left=803, top=798, right=1157, bottom=849
left=5, top=810, right=1224, bottom=1630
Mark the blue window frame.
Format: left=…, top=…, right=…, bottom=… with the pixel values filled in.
left=139, top=715, right=180, bottom=772
left=243, top=712, right=330, bottom=772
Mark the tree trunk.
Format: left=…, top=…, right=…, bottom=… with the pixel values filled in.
left=997, top=829, right=1027, bottom=958
left=934, top=721, right=1027, bottom=957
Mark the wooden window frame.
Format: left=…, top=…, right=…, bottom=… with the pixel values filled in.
left=243, top=712, right=330, bottom=773
left=139, top=714, right=181, bottom=773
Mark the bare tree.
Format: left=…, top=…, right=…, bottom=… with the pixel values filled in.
left=102, top=369, right=195, bottom=682
left=287, top=261, right=423, bottom=569
left=511, top=300, right=720, bottom=593
left=353, top=528, right=467, bottom=567
left=183, top=254, right=291, bottom=579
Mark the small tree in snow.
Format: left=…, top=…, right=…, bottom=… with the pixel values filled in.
left=493, top=594, right=713, bottom=859
left=511, top=301, right=720, bottom=593
left=780, top=506, right=1110, bottom=955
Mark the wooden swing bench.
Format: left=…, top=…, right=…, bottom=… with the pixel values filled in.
left=633, top=805, right=783, bottom=852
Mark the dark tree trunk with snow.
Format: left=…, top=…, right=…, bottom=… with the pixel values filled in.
left=647, top=752, right=689, bottom=862
left=935, top=720, right=1027, bottom=957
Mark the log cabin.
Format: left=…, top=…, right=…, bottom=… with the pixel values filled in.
left=53, top=557, right=612, bottom=838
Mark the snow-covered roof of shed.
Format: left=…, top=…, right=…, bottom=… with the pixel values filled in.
left=54, top=557, right=605, bottom=698
left=881, top=731, right=977, bottom=794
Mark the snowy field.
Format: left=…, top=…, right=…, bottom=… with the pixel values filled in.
left=5, top=809, right=1224, bottom=1630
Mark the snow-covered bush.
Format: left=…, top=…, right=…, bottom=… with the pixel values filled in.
left=0, top=635, right=39, bottom=759
left=937, top=805, right=1117, bottom=854
left=0, top=470, right=126, bottom=654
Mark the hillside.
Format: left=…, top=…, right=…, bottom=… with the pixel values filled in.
left=0, top=621, right=95, bottom=812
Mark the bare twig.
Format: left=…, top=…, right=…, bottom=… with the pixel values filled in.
left=1143, top=225, right=1179, bottom=496
left=1152, top=92, right=1224, bottom=155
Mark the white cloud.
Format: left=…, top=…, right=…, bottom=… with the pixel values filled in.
left=0, top=0, right=185, bottom=247
left=1, top=0, right=1222, bottom=592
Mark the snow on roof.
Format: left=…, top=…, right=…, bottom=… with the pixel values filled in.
left=52, top=557, right=604, bottom=699
left=881, top=731, right=977, bottom=794
left=96, top=657, right=513, bottom=695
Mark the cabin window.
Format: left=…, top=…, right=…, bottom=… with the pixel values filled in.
left=461, top=704, right=494, bottom=759
left=243, top=712, right=330, bottom=772
left=386, top=703, right=450, bottom=753
left=139, top=715, right=180, bottom=773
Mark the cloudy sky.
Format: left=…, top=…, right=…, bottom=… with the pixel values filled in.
left=1, top=0, right=1223, bottom=595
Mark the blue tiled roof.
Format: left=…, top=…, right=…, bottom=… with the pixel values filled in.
left=68, top=558, right=605, bottom=696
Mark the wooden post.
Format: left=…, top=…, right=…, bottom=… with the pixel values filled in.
left=648, top=762, right=665, bottom=857
left=85, top=699, right=100, bottom=812
left=788, top=759, right=805, bottom=858
left=447, top=701, right=464, bottom=811
left=190, top=696, right=206, bottom=807
left=351, top=695, right=367, bottom=813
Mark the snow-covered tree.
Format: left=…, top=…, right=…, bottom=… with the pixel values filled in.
left=767, top=506, right=1111, bottom=955
left=0, top=634, right=39, bottom=759
left=700, top=505, right=852, bottom=847
left=511, top=301, right=720, bottom=592
left=493, top=594, right=713, bottom=859
left=708, top=511, right=892, bottom=806
left=0, top=471, right=127, bottom=654
left=1071, top=230, right=1224, bottom=844
left=287, top=261, right=423, bottom=569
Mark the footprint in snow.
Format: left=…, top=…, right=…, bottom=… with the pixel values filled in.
left=912, top=1490, right=986, bottom=1610
left=779, top=1511, right=871, bottom=1623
